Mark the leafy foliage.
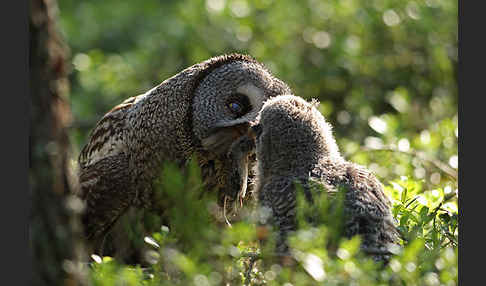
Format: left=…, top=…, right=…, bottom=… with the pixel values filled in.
left=87, top=161, right=457, bottom=285
left=57, top=0, right=457, bottom=284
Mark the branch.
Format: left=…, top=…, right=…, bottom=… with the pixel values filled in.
left=355, top=146, right=458, bottom=181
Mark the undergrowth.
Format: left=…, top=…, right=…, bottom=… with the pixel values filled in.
left=87, top=155, right=458, bottom=286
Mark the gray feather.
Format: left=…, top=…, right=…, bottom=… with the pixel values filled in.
left=251, top=95, right=400, bottom=262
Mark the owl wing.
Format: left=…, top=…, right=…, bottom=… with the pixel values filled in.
left=79, top=152, right=132, bottom=240
left=78, top=95, right=144, bottom=242
left=340, top=163, right=401, bottom=256
left=78, top=95, right=143, bottom=168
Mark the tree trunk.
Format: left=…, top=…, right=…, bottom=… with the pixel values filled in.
left=29, top=0, right=89, bottom=285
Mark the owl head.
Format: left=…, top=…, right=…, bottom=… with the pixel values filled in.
left=253, top=95, right=343, bottom=178
left=191, top=56, right=291, bottom=156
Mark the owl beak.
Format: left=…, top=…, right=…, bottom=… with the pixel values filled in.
left=201, top=120, right=251, bottom=156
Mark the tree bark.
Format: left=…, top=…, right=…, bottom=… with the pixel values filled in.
left=29, top=0, right=89, bottom=285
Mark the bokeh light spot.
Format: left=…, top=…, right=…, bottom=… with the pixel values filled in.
left=303, top=254, right=326, bottom=281
left=337, top=111, right=351, bottom=125
left=313, top=31, right=331, bottom=49
left=368, top=116, right=388, bottom=134
left=383, top=10, right=401, bottom=26
left=206, top=0, right=225, bottom=13
left=430, top=172, right=441, bottom=185
left=230, top=0, right=250, bottom=18
left=73, top=53, right=91, bottom=71
left=448, top=155, right=458, bottom=169
left=365, top=136, right=384, bottom=149
left=406, top=2, right=421, bottom=20
left=420, top=130, right=431, bottom=144
left=398, top=138, right=410, bottom=152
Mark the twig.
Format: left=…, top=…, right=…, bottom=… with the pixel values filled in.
left=361, top=247, right=397, bottom=256
left=353, top=146, right=458, bottom=181
left=241, top=252, right=262, bottom=259
left=242, top=252, right=260, bottom=285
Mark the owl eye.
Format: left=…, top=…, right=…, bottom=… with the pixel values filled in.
left=228, top=102, right=243, bottom=114
left=227, top=93, right=251, bottom=117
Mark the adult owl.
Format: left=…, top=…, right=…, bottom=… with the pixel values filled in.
left=78, top=54, right=291, bottom=258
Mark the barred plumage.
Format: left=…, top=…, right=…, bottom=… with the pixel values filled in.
left=77, top=54, right=291, bottom=260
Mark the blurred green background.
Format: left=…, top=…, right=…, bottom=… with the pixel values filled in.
left=56, top=1, right=457, bottom=284
left=58, top=0, right=457, bottom=192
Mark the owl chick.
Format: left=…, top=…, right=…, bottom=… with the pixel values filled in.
left=243, top=95, right=400, bottom=262
left=78, top=54, right=291, bottom=256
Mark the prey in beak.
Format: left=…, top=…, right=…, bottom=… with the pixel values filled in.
left=225, top=130, right=256, bottom=201
left=224, top=122, right=262, bottom=201
left=201, top=120, right=252, bottom=157
left=200, top=119, right=260, bottom=218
